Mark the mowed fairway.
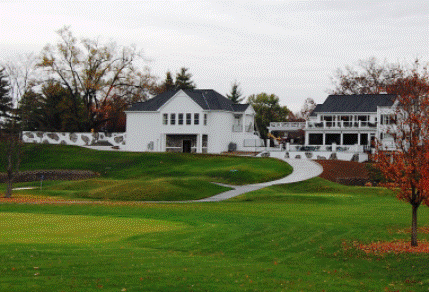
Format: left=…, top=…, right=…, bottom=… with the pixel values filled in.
left=2, top=178, right=429, bottom=291
left=0, top=213, right=184, bottom=244
left=5, top=144, right=292, bottom=201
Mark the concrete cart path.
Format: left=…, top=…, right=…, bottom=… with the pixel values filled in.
left=196, top=158, right=323, bottom=202
left=9, top=155, right=323, bottom=204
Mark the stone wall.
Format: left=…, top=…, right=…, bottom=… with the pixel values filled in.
left=0, top=170, right=99, bottom=183
left=22, top=132, right=126, bottom=148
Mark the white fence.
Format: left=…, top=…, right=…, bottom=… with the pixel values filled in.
left=22, top=131, right=126, bottom=148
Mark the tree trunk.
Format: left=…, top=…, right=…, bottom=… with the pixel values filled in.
left=4, top=179, right=12, bottom=198
left=411, top=203, right=419, bottom=247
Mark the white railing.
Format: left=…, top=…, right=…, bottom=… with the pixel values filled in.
left=306, top=121, right=377, bottom=129
left=268, top=122, right=305, bottom=130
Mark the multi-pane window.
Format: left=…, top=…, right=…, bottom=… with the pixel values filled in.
left=163, top=113, right=168, bottom=125
left=203, top=114, right=207, bottom=125
left=381, top=114, right=392, bottom=125
left=178, top=113, right=184, bottom=125
left=170, top=113, right=176, bottom=125
left=186, top=113, right=192, bottom=125
left=194, top=113, right=199, bottom=125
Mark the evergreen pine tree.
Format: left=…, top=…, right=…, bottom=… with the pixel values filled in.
left=163, top=71, right=175, bottom=91
left=226, top=81, right=244, bottom=103
left=175, top=67, right=196, bottom=90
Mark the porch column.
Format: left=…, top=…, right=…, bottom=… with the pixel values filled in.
left=322, top=133, right=326, bottom=145
left=162, top=134, right=167, bottom=152
left=197, top=134, right=203, bottom=153
left=242, top=114, right=246, bottom=133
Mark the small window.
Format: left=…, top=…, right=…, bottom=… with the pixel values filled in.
left=186, top=113, right=192, bottom=125
left=170, top=113, right=176, bottom=125
left=203, top=114, right=207, bottom=125
left=178, top=113, right=184, bottom=125
left=194, top=113, right=199, bottom=125
left=163, top=113, right=168, bottom=125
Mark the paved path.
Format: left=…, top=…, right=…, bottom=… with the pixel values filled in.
left=197, top=157, right=323, bottom=202
left=11, top=148, right=322, bottom=204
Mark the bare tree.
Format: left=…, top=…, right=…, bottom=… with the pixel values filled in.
left=38, top=26, right=158, bottom=131
left=0, top=122, right=22, bottom=198
left=330, top=57, right=402, bottom=95
left=2, top=53, right=37, bottom=107
left=297, top=97, right=316, bottom=120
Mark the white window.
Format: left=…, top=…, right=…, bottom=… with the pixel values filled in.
left=203, top=114, right=207, bottom=125
left=381, top=114, right=392, bottom=125
left=163, top=114, right=168, bottom=125
left=178, top=113, right=184, bottom=125
left=194, top=113, right=199, bottom=125
left=170, top=113, right=176, bottom=125
left=186, top=113, right=192, bottom=125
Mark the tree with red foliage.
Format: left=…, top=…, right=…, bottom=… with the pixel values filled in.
left=374, top=60, right=429, bottom=246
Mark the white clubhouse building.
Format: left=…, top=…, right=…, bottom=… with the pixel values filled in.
left=125, top=89, right=263, bottom=153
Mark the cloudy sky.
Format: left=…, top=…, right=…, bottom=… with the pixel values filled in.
left=0, top=0, right=428, bottom=112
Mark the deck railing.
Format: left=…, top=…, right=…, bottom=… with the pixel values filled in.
left=306, top=121, right=377, bottom=129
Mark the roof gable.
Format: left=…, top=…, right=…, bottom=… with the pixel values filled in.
left=126, top=89, right=250, bottom=112
left=312, top=94, right=396, bottom=114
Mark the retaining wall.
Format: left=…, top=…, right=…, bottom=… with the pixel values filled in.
left=0, top=170, right=100, bottom=183
left=22, top=131, right=126, bottom=148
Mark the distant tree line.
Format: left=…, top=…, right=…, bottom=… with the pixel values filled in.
left=0, top=27, right=202, bottom=133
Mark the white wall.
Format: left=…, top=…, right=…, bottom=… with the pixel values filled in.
left=207, top=111, right=233, bottom=153
left=159, top=91, right=207, bottom=135
left=126, top=112, right=159, bottom=151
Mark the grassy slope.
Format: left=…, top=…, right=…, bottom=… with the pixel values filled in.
left=6, top=144, right=293, bottom=201
left=1, top=178, right=429, bottom=291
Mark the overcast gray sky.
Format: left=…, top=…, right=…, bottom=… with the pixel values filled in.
left=1, top=0, right=428, bottom=112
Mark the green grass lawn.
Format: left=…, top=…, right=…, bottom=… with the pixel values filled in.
left=3, top=144, right=293, bottom=201
left=1, top=178, right=429, bottom=291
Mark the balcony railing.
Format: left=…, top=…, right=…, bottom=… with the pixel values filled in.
left=306, top=121, right=377, bottom=129
left=268, top=122, right=306, bottom=130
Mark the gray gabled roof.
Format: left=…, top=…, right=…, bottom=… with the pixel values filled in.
left=312, top=94, right=396, bottom=115
left=127, top=89, right=250, bottom=112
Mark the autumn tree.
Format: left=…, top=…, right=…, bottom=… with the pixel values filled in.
left=330, top=57, right=402, bottom=95
left=247, top=93, right=290, bottom=140
left=175, top=67, right=196, bottom=90
left=38, top=26, right=157, bottom=131
left=374, top=60, right=429, bottom=246
left=226, top=80, right=244, bottom=104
